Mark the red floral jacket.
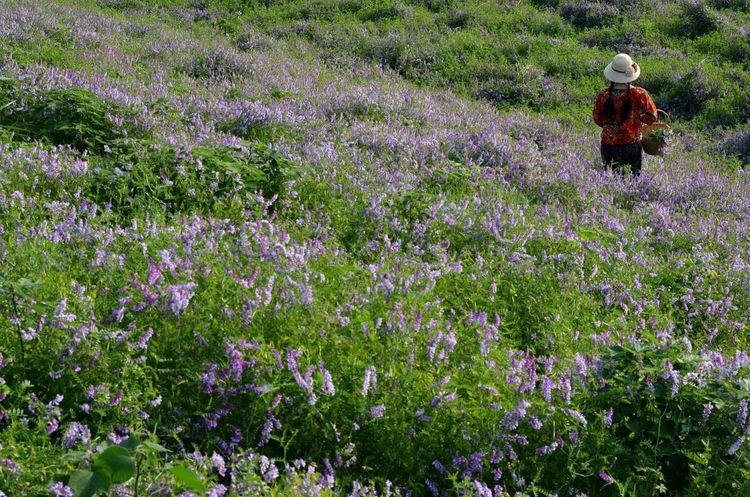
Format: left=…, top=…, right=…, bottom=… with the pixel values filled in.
left=593, top=86, right=658, bottom=145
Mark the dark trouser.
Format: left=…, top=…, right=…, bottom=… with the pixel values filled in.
left=601, top=141, right=643, bottom=176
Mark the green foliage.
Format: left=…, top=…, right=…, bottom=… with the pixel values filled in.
left=711, top=0, right=750, bottom=9
left=208, top=0, right=750, bottom=126
left=68, top=470, right=109, bottom=497
left=179, top=46, right=248, bottom=80
left=92, top=446, right=136, bottom=484
left=170, top=465, right=207, bottom=493
left=568, top=342, right=750, bottom=495
left=2, top=0, right=750, bottom=495
left=60, top=437, right=172, bottom=497
left=217, top=116, right=298, bottom=142
left=676, top=0, right=720, bottom=38
left=0, top=274, right=45, bottom=365
left=84, top=140, right=295, bottom=220
left=0, top=78, right=136, bottom=153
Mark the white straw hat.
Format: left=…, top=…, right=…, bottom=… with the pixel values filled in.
left=604, top=53, right=641, bottom=83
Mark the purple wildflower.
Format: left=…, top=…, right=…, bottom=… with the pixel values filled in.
left=134, top=328, right=153, bottom=350
left=2, top=458, right=20, bottom=474
left=560, top=377, right=572, bottom=404
left=108, top=432, right=125, bottom=444
left=738, top=400, right=748, bottom=429
left=598, top=470, right=615, bottom=485
left=322, top=457, right=335, bottom=486
left=47, top=418, right=59, bottom=434
left=320, top=364, right=336, bottom=396
left=562, top=408, right=588, bottom=426
left=49, top=482, right=74, bottom=497
left=569, top=430, right=579, bottom=444
left=259, top=416, right=274, bottom=447
left=369, top=404, right=385, bottom=418
left=425, top=479, right=439, bottom=497
left=206, top=484, right=227, bottom=497
left=472, top=480, right=493, bottom=497
left=63, top=421, right=91, bottom=448
left=261, top=457, right=279, bottom=482
left=211, top=452, right=226, bottom=477
left=573, top=353, right=588, bottom=376
left=109, top=391, right=123, bottom=407
left=727, top=435, right=746, bottom=456
left=361, top=366, right=377, bottom=397
left=167, top=283, right=197, bottom=315
left=540, top=376, right=554, bottom=403
left=660, top=361, right=680, bottom=396
left=536, top=442, right=558, bottom=455
left=54, top=299, right=76, bottom=324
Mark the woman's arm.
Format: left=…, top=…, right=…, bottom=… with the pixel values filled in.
left=593, top=90, right=607, bottom=127
left=639, top=89, right=658, bottom=125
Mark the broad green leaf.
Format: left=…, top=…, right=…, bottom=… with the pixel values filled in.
left=118, top=437, right=140, bottom=453
left=62, top=451, right=88, bottom=463
left=69, top=469, right=108, bottom=497
left=170, top=465, right=206, bottom=493
left=92, top=446, right=135, bottom=484
left=141, top=440, right=170, bottom=453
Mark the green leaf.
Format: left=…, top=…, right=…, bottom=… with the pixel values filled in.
left=69, top=469, right=109, bottom=497
left=118, top=437, right=140, bottom=453
left=92, top=446, right=135, bottom=484
left=170, top=465, right=206, bottom=493
left=141, top=440, right=170, bottom=453
left=62, top=451, right=88, bottom=463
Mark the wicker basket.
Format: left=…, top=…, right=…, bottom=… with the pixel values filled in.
left=642, top=110, right=671, bottom=156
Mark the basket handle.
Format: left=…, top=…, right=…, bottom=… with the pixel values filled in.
left=656, top=109, right=671, bottom=124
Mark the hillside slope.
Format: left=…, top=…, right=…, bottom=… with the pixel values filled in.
left=1, top=1, right=750, bottom=496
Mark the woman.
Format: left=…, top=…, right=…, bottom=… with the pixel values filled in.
left=593, top=53, right=658, bottom=176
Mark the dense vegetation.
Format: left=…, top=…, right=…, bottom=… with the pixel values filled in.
left=0, top=0, right=749, bottom=496
left=108, top=0, right=750, bottom=126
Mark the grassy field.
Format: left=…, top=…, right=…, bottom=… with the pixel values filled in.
left=0, top=0, right=749, bottom=496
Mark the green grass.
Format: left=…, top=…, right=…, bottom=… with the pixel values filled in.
left=138, top=0, right=750, bottom=128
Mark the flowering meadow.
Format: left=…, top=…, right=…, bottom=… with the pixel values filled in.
left=1, top=0, right=750, bottom=496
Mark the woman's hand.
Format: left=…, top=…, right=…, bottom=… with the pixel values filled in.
left=640, top=110, right=657, bottom=125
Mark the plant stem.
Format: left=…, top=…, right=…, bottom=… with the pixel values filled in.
left=10, top=291, right=24, bottom=365
left=134, top=453, right=142, bottom=497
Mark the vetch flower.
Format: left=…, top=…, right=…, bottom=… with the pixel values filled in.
left=211, top=452, right=226, bottom=477
left=369, top=404, right=385, bottom=418
left=598, top=470, right=615, bottom=485
left=726, top=435, right=746, bottom=456
left=540, top=376, right=554, bottom=403
left=167, top=283, right=197, bottom=315
left=737, top=400, right=748, bottom=429
left=47, top=418, right=59, bottom=434
left=562, top=408, right=587, bottom=426
left=206, top=484, right=227, bottom=497
left=425, top=479, right=439, bottom=497
left=320, top=363, right=335, bottom=396
left=63, top=421, right=91, bottom=448
left=49, top=482, right=74, bottom=497
left=361, top=366, right=377, bottom=397
left=536, top=442, right=558, bottom=455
